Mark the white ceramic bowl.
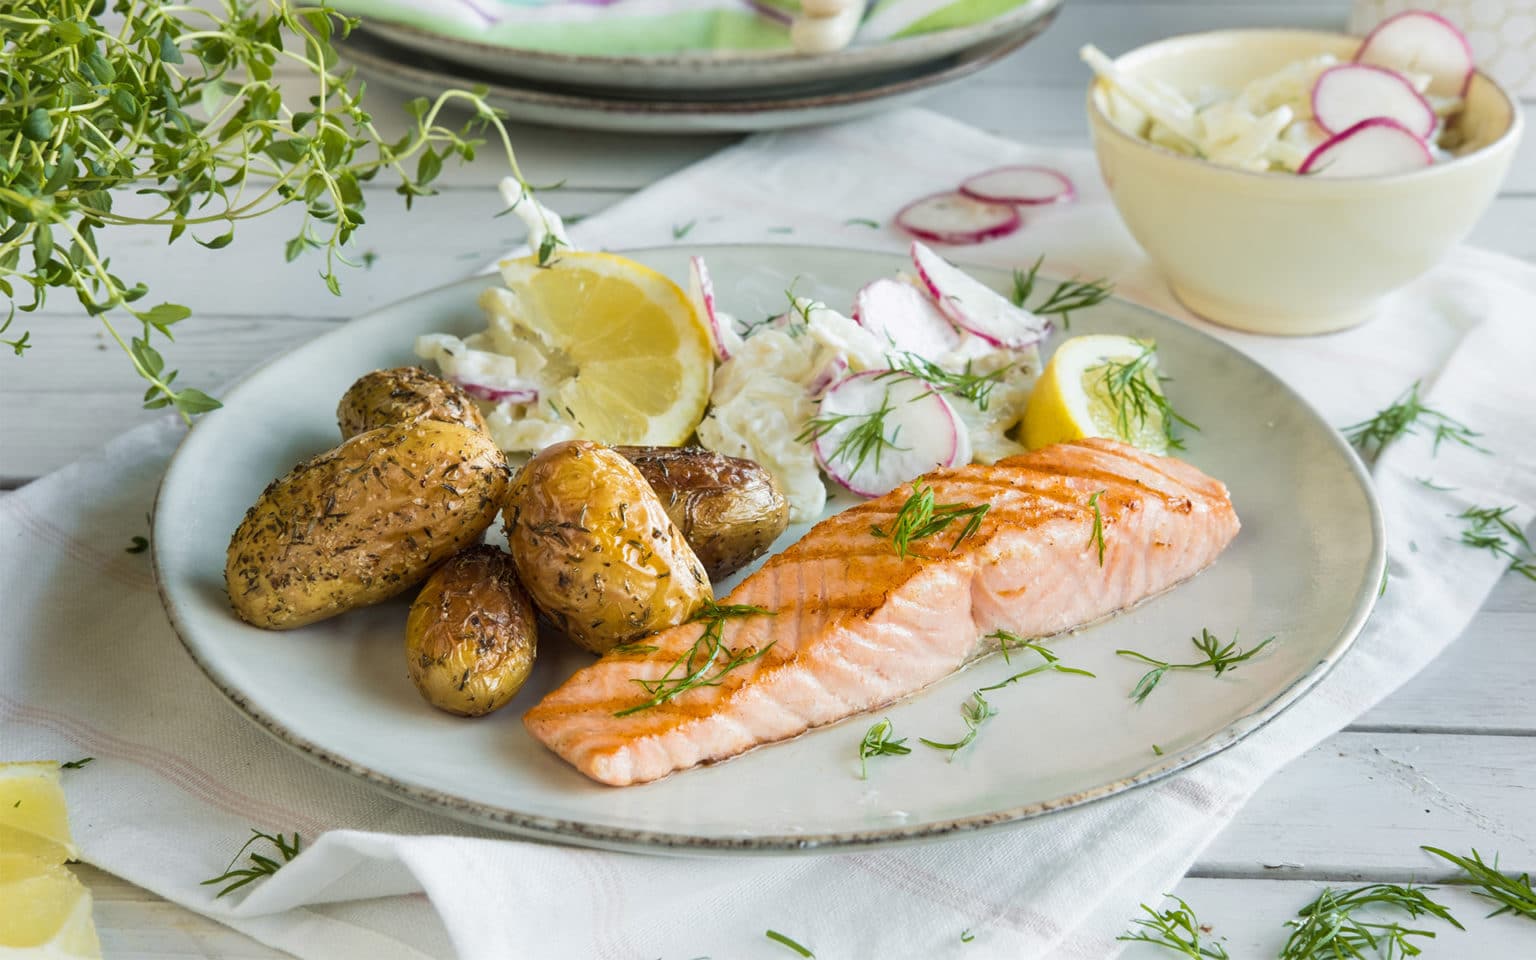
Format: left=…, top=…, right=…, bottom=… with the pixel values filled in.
left=1087, top=29, right=1522, bottom=335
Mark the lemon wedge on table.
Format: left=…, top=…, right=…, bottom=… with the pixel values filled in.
left=497, top=252, right=714, bottom=446
left=1022, top=334, right=1186, bottom=456
left=0, top=762, right=101, bottom=959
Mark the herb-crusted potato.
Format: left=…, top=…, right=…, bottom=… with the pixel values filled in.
left=226, top=420, right=510, bottom=629
left=405, top=545, right=536, bottom=716
left=615, top=446, right=789, bottom=580
left=504, top=440, right=711, bottom=654
left=336, top=366, right=489, bottom=440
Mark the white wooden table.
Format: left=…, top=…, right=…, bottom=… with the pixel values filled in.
left=4, top=0, right=1533, bottom=955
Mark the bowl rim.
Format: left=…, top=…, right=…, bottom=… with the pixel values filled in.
left=1085, top=27, right=1524, bottom=186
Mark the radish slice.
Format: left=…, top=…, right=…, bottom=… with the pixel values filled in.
left=1298, top=117, right=1433, bottom=177
left=1355, top=10, right=1475, bottom=98
left=852, top=277, right=962, bottom=356
left=453, top=378, right=539, bottom=404
left=688, top=256, right=733, bottom=361
left=894, top=192, right=1021, bottom=245
left=910, top=241, right=1050, bottom=349
left=811, top=371, right=964, bottom=498
left=959, top=166, right=1077, bottom=206
left=806, top=354, right=849, bottom=398
left=1311, top=63, right=1436, bottom=138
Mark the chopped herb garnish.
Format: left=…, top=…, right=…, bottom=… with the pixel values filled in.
left=1087, top=490, right=1107, bottom=566
left=612, top=602, right=776, bottom=717
left=738, top=315, right=779, bottom=339
left=876, top=354, right=1011, bottom=411
left=960, top=929, right=976, bottom=943
left=1152, top=744, right=1164, bottom=756
left=1118, top=629, right=1275, bottom=704
left=201, top=829, right=303, bottom=899
left=1455, top=505, right=1536, bottom=580
left=845, top=217, right=881, bottom=229
left=980, top=631, right=1095, bottom=690
left=1118, top=895, right=1229, bottom=958
left=857, top=718, right=911, bottom=779
left=60, top=758, right=95, bottom=769
left=535, top=232, right=566, bottom=268
left=125, top=535, right=149, bottom=554
left=610, top=642, right=660, bottom=656
left=766, top=226, right=795, bottom=235
left=1422, top=846, right=1536, bottom=920
left=920, top=690, right=996, bottom=758
left=796, top=389, right=907, bottom=477
left=765, top=929, right=814, bottom=957
left=361, top=251, right=378, bottom=269
left=870, top=480, right=989, bottom=560
left=1010, top=256, right=1114, bottom=329
left=1279, top=883, right=1460, bottom=959
left=1342, top=381, right=1486, bottom=459
left=672, top=219, right=697, bottom=240
left=1089, top=341, right=1198, bottom=451
left=1416, top=476, right=1457, bottom=492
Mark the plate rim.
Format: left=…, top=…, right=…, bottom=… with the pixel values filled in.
left=153, top=243, right=1386, bottom=855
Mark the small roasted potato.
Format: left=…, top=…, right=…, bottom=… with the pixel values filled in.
left=336, top=366, right=490, bottom=440
left=405, top=545, right=536, bottom=716
left=226, top=420, right=510, bottom=629
left=615, top=446, right=790, bottom=580
left=504, top=440, right=711, bottom=654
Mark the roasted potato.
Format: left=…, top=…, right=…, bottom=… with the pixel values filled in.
left=226, top=420, right=510, bottom=629
left=405, top=545, right=536, bottom=716
left=504, top=440, right=711, bottom=654
left=336, top=366, right=489, bottom=440
left=615, top=446, right=789, bottom=580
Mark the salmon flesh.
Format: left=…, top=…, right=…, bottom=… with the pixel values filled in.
left=524, top=439, right=1241, bottom=786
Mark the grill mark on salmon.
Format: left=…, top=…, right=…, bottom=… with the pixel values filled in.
left=524, top=439, right=1241, bottom=786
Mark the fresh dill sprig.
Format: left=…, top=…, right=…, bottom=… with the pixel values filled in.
left=784, top=284, right=818, bottom=327
left=1089, top=341, right=1199, bottom=451
left=1118, top=629, right=1275, bottom=704
left=672, top=219, right=697, bottom=240
left=1009, top=256, right=1115, bottom=329
left=876, top=354, right=1011, bottom=411
left=610, top=641, right=659, bottom=655
left=1342, top=381, right=1486, bottom=460
left=845, top=217, right=881, bottom=229
left=201, top=829, right=303, bottom=899
left=797, top=389, right=908, bottom=477
left=1088, top=490, right=1107, bottom=566
left=920, top=690, right=996, bottom=758
left=612, top=602, right=776, bottom=717
left=870, top=480, right=989, bottom=560
left=1455, top=505, right=1536, bottom=581
left=857, top=718, right=911, bottom=779
left=981, top=631, right=1095, bottom=688
left=60, top=758, right=95, bottom=769
left=1117, top=895, right=1229, bottom=959
left=1423, top=846, right=1536, bottom=920
left=125, top=536, right=149, bottom=554
left=765, top=929, right=814, bottom=957
left=1279, top=883, right=1461, bottom=959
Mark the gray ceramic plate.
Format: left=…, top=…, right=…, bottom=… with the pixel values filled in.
left=337, top=27, right=1035, bottom=134
left=154, top=245, right=1383, bottom=855
left=357, top=0, right=1060, bottom=94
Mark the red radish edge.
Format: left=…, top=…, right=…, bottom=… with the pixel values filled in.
left=454, top=378, right=539, bottom=404
left=1310, top=63, right=1436, bottom=138
left=1355, top=9, right=1475, bottom=97
left=1297, top=116, right=1434, bottom=177
left=910, top=241, right=1051, bottom=349
left=894, top=191, right=1021, bottom=246
left=741, top=0, right=792, bottom=25
left=959, top=165, right=1077, bottom=206
left=812, top=371, right=963, bottom=498
left=688, top=256, right=730, bottom=362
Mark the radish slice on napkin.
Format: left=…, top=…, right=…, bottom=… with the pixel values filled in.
left=1298, top=117, right=1433, bottom=177
left=895, top=192, right=1021, bottom=245
left=688, top=256, right=733, bottom=362
left=1355, top=10, right=1475, bottom=97
left=959, top=166, right=1077, bottom=206
left=811, top=371, right=966, bottom=497
left=1311, top=63, right=1436, bottom=138
left=853, top=277, right=962, bottom=356
left=910, top=241, right=1049, bottom=348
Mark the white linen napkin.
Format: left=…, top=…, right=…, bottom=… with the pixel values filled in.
left=3, top=109, right=1533, bottom=960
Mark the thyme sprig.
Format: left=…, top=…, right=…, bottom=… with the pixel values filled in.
left=201, top=828, right=302, bottom=899
left=1422, top=846, right=1536, bottom=920
left=1117, top=895, right=1230, bottom=959
left=876, top=353, right=1011, bottom=411
left=1118, top=629, right=1275, bottom=704
left=980, top=631, right=1095, bottom=689
left=1455, top=505, right=1536, bottom=581
left=1279, top=884, right=1461, bottom=959
left=1089, top=341, right=1199, bottom=451
left=796, top=388, right=907, bottom=476
left=920, top=690, right=996, bottom=758
left=1342, top=381, right=1486, bottom=460
left=1010, top=256, right=1114, bottom=329
left=870, top=479, right=989, bottom=559
left=857, top=718, right=910, bottom=779
left=612, top=601, right=776, bottom=717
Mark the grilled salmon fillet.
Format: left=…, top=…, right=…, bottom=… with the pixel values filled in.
left=525, top=438, right=1240, bottom=786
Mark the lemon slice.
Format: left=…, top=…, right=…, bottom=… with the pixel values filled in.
left=0, top=854, right=101, bottom=958
left=1022, top=334, right=1178, bottom=455
left=497, top=252, right=713, bottom=446
left=0, top=763, right=78, bottom=866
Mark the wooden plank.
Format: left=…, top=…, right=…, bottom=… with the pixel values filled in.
left=76, top=865, right=293, bottom=960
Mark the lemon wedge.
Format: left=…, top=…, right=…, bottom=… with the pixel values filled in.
left=0, top=763, right=100, bottom=959
left=1022, top=334, right=1180, bottom=455
left=497, top=252, right=713, bottom=446
left=0, top=763, right=78, bottom=866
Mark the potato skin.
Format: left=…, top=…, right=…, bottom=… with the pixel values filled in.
left=405, top=545, right=536, bottom=716
left=615, top=446, right=790, bottom=580
left=336, top=366, right=490, bottom=440
left=226, top=420, right=510, bottom=629
left=504, top=440, right=711, bottom=654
